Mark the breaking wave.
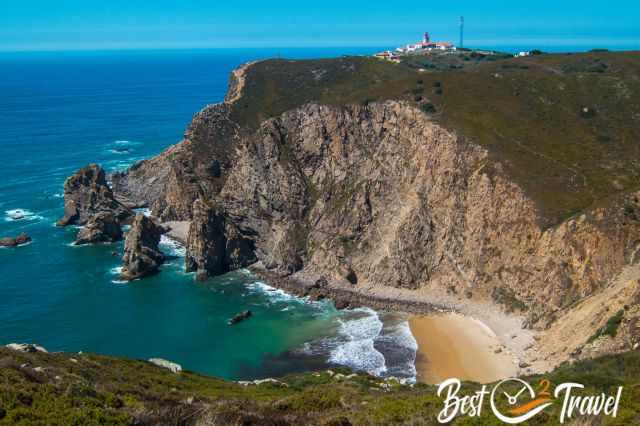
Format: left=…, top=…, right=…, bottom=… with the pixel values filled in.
left=299, top=309, right=418, bottom=381
left=159, top=235, right=185, bottom=257
left=246, top=281, right=303, bottom=304
left=4, top=209, right=43, bottom=223
left=328, top=308, right=387, bottom=376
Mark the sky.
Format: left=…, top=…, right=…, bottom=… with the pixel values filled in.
left=1, top=1, right=639, bottom=51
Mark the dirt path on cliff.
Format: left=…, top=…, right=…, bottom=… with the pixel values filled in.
left=225, top=61, right=257, bottom=104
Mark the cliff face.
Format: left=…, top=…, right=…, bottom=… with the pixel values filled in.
left=111, top=57, right=640, bottom=363
left=117, top=100, right=640, bottom=322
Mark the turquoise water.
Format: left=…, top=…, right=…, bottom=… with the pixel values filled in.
left=0, top=48, right=418, bottom=381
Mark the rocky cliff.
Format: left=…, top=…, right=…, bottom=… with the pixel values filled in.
left=57, top=164, right=132, bottom=227
left=120, top=214, right=166, bottom=281
left=110, top=53, right=640, bottom=367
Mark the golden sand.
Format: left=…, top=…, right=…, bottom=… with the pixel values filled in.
left=410, top=313, right=517, bottom=384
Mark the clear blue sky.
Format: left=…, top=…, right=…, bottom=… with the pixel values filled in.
left=1, top=0, right=638, bottom=51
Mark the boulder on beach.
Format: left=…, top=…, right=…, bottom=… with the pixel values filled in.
left=75, top=212, right=123, bottom=245
left=228, top=310, right=252, bottom=325
left=0, top=233, right=32, bottom=248
left=120, top=214, right=166, bottom=281
left=57, top=164, right=132, bottom=227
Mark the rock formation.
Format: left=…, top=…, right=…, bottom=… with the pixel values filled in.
left=57, top=164, right=132, bottom=227
left=120, top=214, right=166, bottom=281
left=185, top=198, right=255, bottom=281
left=104, top=56, right=640, bottom=367
left=75, top=212, right=123, bottom=245
left=0, top=233, right=32, bottom=247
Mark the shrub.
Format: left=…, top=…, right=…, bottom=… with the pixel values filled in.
left=588, top=310, right=625, bottom=342
left=420, top=102, right=436, bottom=114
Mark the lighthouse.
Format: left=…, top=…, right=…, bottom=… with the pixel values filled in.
left=423, top=32, right=430, bottom=44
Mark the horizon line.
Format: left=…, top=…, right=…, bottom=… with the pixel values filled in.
left=1, top=37, right=638, bottom=54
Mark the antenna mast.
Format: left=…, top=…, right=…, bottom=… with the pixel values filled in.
left=459, top=16, right=464, bottom=48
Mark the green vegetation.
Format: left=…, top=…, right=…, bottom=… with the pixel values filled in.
left=491, top=286, right=527, bottom=313
left=589, top=309, right=625, bottom=343
left=229, top=51, right=640, bottom=226
left=0, top=347, right=639, bottom=425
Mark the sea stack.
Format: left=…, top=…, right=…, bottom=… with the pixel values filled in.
left=120, top=214, right=166, bottom=281
left=57, top=164, right=132, bottom=227
left=185, top=198, right=255, bottom=281
left=74, top=212, right=123, bottom=245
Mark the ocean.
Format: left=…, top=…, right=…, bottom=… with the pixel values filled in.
left=0, top=48, right=418, bottom=381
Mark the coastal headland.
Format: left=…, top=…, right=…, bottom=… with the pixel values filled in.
left=57, top=50, right=640, bottom=385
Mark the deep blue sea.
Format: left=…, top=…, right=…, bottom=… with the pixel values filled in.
left=0, top=48, right=418, bottom=381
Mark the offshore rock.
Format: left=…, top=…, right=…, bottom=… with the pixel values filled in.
left=185, top=198, right=255, bottom=281
left=120, top=214, right=166, bottom=281
left=75, top=212, right=123, bottom=245
left=57, top=164, right=132, bottom=227
left=228, top=310, right=252, bottom=325
left=0, top=233, right=31, bottom=247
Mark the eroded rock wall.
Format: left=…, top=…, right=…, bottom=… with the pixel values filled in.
left=115, top=100, right=640, bottom=330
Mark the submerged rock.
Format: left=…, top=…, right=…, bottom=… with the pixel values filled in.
left=57, top=164, right=132, bottom=227
left=120, top=214, right=166, bottom=281
left=75, top=212, right=123, bottom=245
left=148, top=358, right=182, bottom=373
left=7, top=210, right=25, bottom=220
left=0, top=233, right=32, bottom=247
left=228, top=310, right=252, bottom=325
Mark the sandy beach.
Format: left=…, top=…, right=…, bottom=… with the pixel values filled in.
left=410, top=313, right=518, bottom=384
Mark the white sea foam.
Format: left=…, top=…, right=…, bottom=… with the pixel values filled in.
left=108, top=149, right=133, bottom=155
left=328, top=308, right=387, bottom=376
left=246, top=281, right=300, bottom=304
left=4, top=209, right=43, bottom=223
left=133, top=207, right=152, bottom=217
left=109, top=267, right=128, bottom=284
left=160, top=235, right=185, bottom=257
left=114, top=140, right=140, bottom=146
left=374, top=317, right=418, bottom=382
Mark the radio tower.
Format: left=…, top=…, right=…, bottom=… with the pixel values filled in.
left=459, top=16, right=464, bottom=48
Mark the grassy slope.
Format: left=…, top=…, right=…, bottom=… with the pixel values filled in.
left=0, top=348, right=639, bottom=425
left=230, top=51, right=640, bottom=226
